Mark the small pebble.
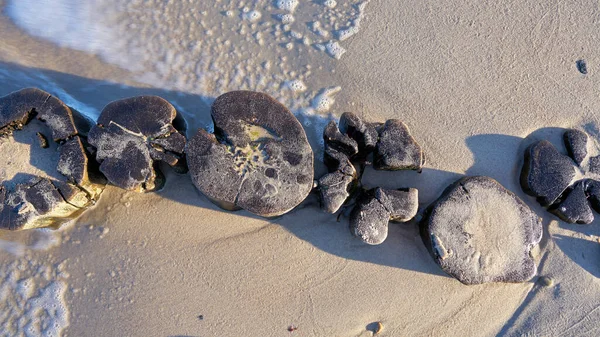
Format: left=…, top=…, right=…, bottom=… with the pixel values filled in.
left=538, top=276, right=554, bottom=287
left=576, top=59, right=588, bottom=74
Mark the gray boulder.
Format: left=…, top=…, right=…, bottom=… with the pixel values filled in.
left=88, top=96, right=186, bottom=192
left=350, top=187, right=418, bottom=245
left=187, top=91, right=313, bottom=217
left=374, top=119, right=424, bottom=171
left=0, top=88, right=105, bottom=230
left=422, top=176, right=542, bottom=285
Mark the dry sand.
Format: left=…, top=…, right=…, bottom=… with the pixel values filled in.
left=1, top=0, right=600, bottom=336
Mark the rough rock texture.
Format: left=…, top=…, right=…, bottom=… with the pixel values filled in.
left=521, top=140, right=575, bottom=207
left=88, top=96, right=186, bottom=192
left=422, top=176, right=542, bottom=285
left=550, top=180, right=594, bottom=224
left=187, top=91, right=313, bottom=217
left=317, top=113, right=425, bottom=217
left=521, top=129, right=600, bottom=224
left=564, top=129, right=588, bottom=166
left=374, top=119, right=424, bottom=171
left=339, top=112, right=378, bottom=160
left=323, top=120, right=358, bottom=157
left=0, top=88, right=105, bottom=230
left=350, top=187, right=418, bottom=245
left=318, top=171, right=356, bottom=214
left=317, top=120, right=359, bottom=213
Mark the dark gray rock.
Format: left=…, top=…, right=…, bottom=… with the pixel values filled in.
left=350, top=187, right=419, bottom=245
left=0, top=88, right=77, bottom=140
left=564, top=129, right=588, bottom=166
left=421, top=176, right=542, bottom=285
left=187, top=91, right=313, bottom=217
left=339, top=112, right=378, bottom=159
left=324, top=146, right=355, bottom=175
left=0, top=88, right=105, bottom=230
left=550, top=180, right=594, bottom=224
left=318, top=170, right=356, bottom=214
left=88, top=96, right=186, bottom=192
left=376, top=188, right=419, bottom=222
left=374, top=119, right=424, bottom=171
left=323, top=120, right=358, bottom=157
left=588, top=155, right=600, bottom=175
left=586, top=179, right=600, bottom=213
left=521, top=140, right=575, bottom=207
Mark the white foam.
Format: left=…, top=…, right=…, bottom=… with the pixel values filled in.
left=241, top=9, right=262, bottom=22
left=0, top=260, right=70, bottom=336
left=6, top=0, right=371, bottom=131
left=325, top=41, right=346, bottom=60
left=275, top=0, right=299, bottom=12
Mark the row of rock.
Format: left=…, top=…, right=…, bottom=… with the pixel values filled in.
left=0, top=88, right=315, bottom=230
left=0, top=87, right=555, bottom=286
left=316, top=112, right=423, bottom=244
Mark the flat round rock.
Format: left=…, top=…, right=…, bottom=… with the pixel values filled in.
left=0, top=88, right=105, bottom=230
left=187, top=91, right=314, bottom=217
left=421, top=176, right=542, bottom=285
left=88, top=96, right=186, bottom=192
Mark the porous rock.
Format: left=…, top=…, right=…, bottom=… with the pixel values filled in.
left=521, top=140, right=575, bottom=207
left=374, top=119, right=424, bottom=171
left=0, top=88, right=105, bottom=230
left=318, top=170, right=356, bottom=214
left=318, top=121, right=358, bottom=214
left=421, top=176, right=542, bottom=285
left=339, top=112, right=378, bottom=159
left=350, top=187, right=418, bottom=245
left=564, top=129, right=588, bottom=166
left=88, top=96, right=186, bottom=192
left=521, top=129, right=600, bottom=224
left=550, top=180, right=594, bottom=224
left=187, top=91, right=313, bottom=217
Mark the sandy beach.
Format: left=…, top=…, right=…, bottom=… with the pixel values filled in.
left=1, top=0, right=600, bottom=336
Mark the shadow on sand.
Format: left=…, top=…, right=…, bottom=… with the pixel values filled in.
left=3, top=63, right=600, bottom=295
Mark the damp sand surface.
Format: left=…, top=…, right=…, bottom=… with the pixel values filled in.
left=1, top=0, right=600, bottom=336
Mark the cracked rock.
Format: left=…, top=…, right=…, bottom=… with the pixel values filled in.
left=521, top=140, right=575, bottom=207
left=187, top=91, right=313, bottom=217
left=350, top=187, right=418, bottom=245
left=318, top=121, right=358, bottom=213
left=521, top=128, right=600, bottom=224
left=339, top=112, right=378, bottom=160
left=88, top=96, right=186, bottom=192
left=550, top=180, right=594, bottom=224
left=374, top=119, right=424, bottom=171
left=318, top=169, right=356, bottom=214
left=421, top=176, right=542, bottom=285
left=0, top=88, right=105, bottom=230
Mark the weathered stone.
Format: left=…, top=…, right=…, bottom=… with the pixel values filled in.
left=339, top=112, right=378, bottom=159
left=374, top=119, right=424, bottom=171
left=318, top=170, right=356, bottom=214
left=564, top=129, right=588, bottom=166
left=586, top=179, right=600, bottom=213
left=88, top=96, right=186, bottom=192
left=550, top=180, right=594, bottom=224
left=350, top=187, right=419, bottom=245
left=323, top=120, right=358, bottom=157
left=376, top=187, right=419, bottom=222
left=187, top=91, right=313, bottom=217
left=421, top=176, right=542, bottom=285
left=521, top=140, right=575, bottom=207
left=588, top=155, right=600, bottom=175
left=0, top=88, right=105, bottom=230
left=0, top=88, right=77, bottom=140
left=324, top=146, right=355, bottom=175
